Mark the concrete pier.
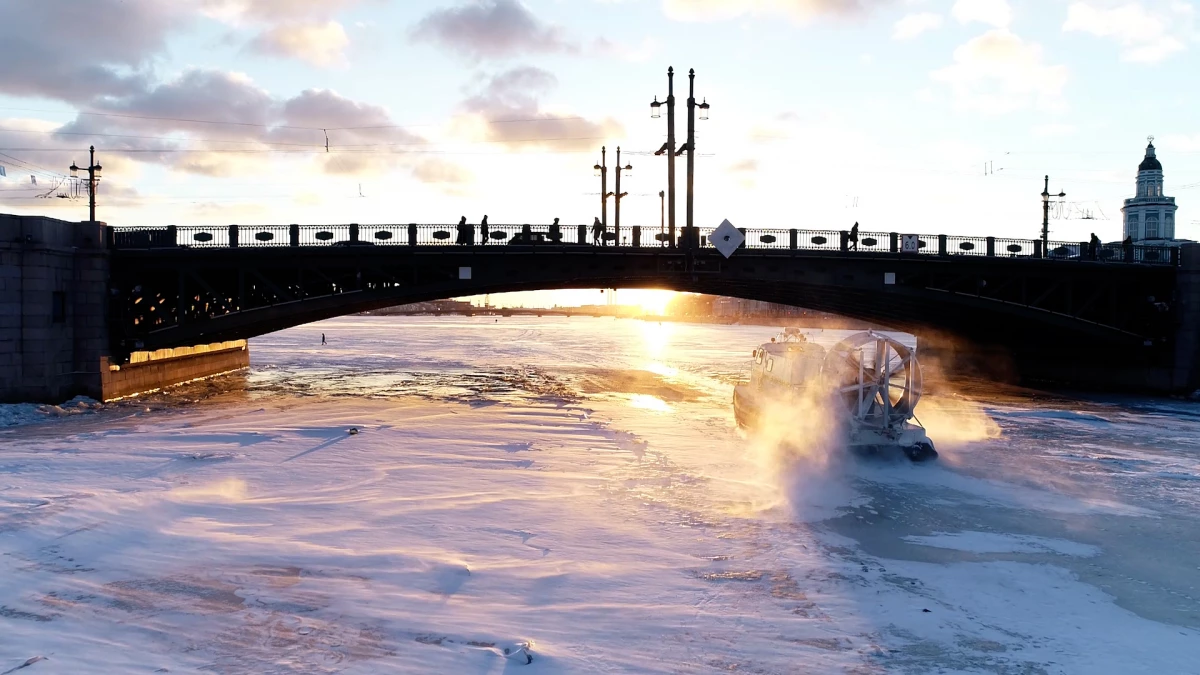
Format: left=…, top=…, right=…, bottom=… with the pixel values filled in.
left=0, top=214, right=109, bottom=402
left=1, top=215, right=250, bottom=402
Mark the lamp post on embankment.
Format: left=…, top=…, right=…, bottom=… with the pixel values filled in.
left=594, top=147, right=609, bottom=242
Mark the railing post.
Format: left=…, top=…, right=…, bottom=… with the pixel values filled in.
left=1034, top=240, right=1042, bottom=258
left=167, top=225, right=177, bottom=247
left=229, top=224, right=239, bottom=248
left=938, top=234, right=948, bottom=256
left=105, top=226, right=115, bottom=249
left=289, top=224, right=299, bottom=247
left=349, top=223, right=360, bottom=245
left=577, top=224, right=587, bottom=244
left=632, top=225, right=641, bottom=247
left=1079, top=241, right=1088, bottom=261
left=738, top=228, right=747, bottom=250
left=789, top=229, right=798, bottom=250
left=889, top=232, right=898, bottom=253
left=840, top=230, right=849, bottom=252
left=408, top=223, right=418, bottom=246
left=986, top=236, right=995, bottom=257
left=1172, top=247, right=1181, bottom=266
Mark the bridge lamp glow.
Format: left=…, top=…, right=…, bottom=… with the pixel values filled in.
left=594, top=163, right=603, bottom=177
left=70, top=163, right=77, bottom=177
left=650, top=96, right=662, bottom=119
left=698, top=98, right=710, bottom=121
left=622, top=163, right=632, bottom=177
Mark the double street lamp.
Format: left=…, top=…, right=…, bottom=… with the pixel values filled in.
left=651, top=67, right=708, bottom=249
left=69, top=145, right=102, bottom=225
left=593, top=146, right=632, bottom=245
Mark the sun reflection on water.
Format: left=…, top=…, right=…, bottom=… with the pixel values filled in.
left=628, top=394, right=672, bottom=413
left=640, top=320, right=675, bottom=359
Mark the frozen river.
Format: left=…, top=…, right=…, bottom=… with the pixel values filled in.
left=2, top=315, right=1198, bottom=674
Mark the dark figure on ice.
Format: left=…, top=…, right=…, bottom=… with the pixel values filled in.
left=321, top=333, right=326, bottom=345
left=1089, top=233, right=1101, bottom=260
left=456, top=216, right=472, bottom=245
left=849, top=222, right=860, bottom=251
left=592, top=217, right=604, bottom=245
left=480, top=215, right=489, bottom=244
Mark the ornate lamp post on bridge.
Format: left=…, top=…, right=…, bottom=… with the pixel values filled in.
left=652, top=68, right=708, bottom=249
left=69, top=145, right=102, bottom=225
left=650, top=69, right=676, bottom=248
left=608, top=147, right=632, bottom=245
left=594, top=147, right=609, bottom=240
left=1041, top=174, right=1065, bottom=255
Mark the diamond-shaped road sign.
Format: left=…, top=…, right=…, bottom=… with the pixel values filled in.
left=708, top=219, right=745, bottom=258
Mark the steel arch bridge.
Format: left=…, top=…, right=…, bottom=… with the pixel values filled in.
left=106, top=223, right=1183, bottom=387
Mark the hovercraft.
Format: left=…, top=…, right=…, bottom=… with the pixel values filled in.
left=733, top=329, right=937, bottom=462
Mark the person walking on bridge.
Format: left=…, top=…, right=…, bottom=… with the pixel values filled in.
left=592, top=217, right=604, bottom=246
left=480, top=215, right=489, bottom=245
left=456, top=216, right=472, bottom=245
left=849, top=222, right=860, bottom=251
left=1089, top=233, right=1101, bottom=260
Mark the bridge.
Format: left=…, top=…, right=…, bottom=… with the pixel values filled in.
left=100, top=221, right=1196, bottom=392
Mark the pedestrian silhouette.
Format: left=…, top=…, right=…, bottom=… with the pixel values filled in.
left=456, top=215, right=471, bottom=245
left=592, top=217, right=604, bottom=245
left=849, top=222, right=860, bottom=251
left=1089, top=233, right=1101, bottom=260
left=1123, top=235, right=1134, bottom=262
left=552, top=217, right=560, bottom=226
left=321, top=333, right=326, bottom=345
left=480, top=215, right=489, bottom=245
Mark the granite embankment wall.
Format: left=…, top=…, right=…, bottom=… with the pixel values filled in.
left=99, top=341, right=249, bottom=401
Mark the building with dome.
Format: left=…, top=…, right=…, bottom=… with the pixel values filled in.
left=1122, top=137, right=1179, bottom=243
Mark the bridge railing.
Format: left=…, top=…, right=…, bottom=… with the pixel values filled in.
left=108, top=224, right=1180, bottom=265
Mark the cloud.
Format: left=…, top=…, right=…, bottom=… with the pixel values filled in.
left=40, top=69, right=466, bottom=180
left=411, top=158, right=475, bottom=185
left=200, top=0, right=361, bottom=22
left=456, top=67, right=622, bottom=151
left=248, top=21, right=350, bottom=66
left=1063, top=1, right=1194, bottom=63
left=951, top=0, right=1012, bottom=28
left=931, top=29, right=1068, bottom=114
left=411, top=0, right=574, bottom=61
left=0, top=0, right=183, bottom=102
left=662, top=0, right=893, bottom=23
left=893, top=12, right=943, bottom=39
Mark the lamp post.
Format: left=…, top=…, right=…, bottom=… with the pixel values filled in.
left=593, top=146, right=608, bottom=242
left=673, top=70, right=708, bottom=249
left=659, top=189, right=665, bottom=245
left=609, top=146, right=632, bottom=246
left=69, top=145, right=102, bottom=225
left=651, top=68, right=677, bottom=248
left=1041, top=174, right=1065, bottom=254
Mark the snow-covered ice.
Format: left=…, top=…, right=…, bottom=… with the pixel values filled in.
left=1, top=316, right=1198, bottom=674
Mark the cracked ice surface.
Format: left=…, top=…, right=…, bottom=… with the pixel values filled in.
left=1, top=316, right=1198, bottom=674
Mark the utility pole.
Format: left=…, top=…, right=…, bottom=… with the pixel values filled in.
left=69, top=145, right=102, bottom=225
left=611, top=147, right=631, bottom=246
left=1041, top=174, right=1065, bottom=253
left=651, top=68, right=677, bottom=248
left=594, top=147, right=608, bottom=240
left=674, top=69, right=708, bottom=249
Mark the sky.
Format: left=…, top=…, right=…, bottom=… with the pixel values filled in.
left=0, top=0, right=1198, bottom=309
